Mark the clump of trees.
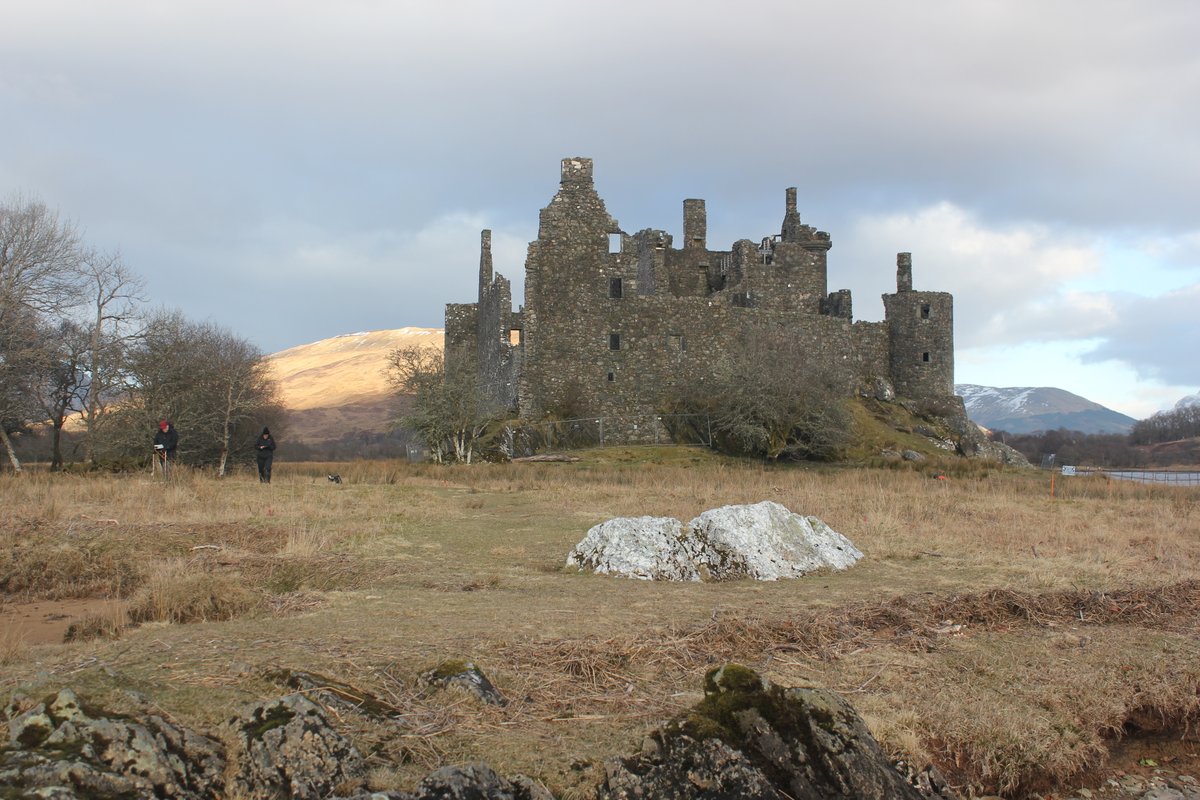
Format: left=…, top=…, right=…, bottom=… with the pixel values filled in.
left=990, top=428, right=1142, bottom=468
left=991, top=404, right=1200, bottom=468
left=384, top=345, right=501, bottom=464
left=668, top=327, right=852, bottom=461
left=1, top=195, right=281, bottom=473
left=1129, top=404, right=1200, bottom=446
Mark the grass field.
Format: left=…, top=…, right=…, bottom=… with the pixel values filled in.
left=2, top=450, right=1198, bottom=797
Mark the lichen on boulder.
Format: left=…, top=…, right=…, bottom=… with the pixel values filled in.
left=227, top=693, right=365, bottom=799
left=2, top=687, right=227, bottom=799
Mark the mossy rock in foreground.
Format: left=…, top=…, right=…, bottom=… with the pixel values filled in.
left=418, top=659, right=508, bottom=706
left=600, top=663, right=953, bottom=800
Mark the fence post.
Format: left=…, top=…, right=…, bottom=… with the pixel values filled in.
left=598, top=418, right=604, bottom=446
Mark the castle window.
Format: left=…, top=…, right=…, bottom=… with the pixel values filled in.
left=607, top=371, right=615, bottom=382
left=920, top=304, right=931, bottom=319
left=922, top=352, right=931, bottom=362
left=508, top=328, right=522, bottom=345
left=608, top=233, right=622, bottom=254
left=609, top=333, right=621, bottom=350
left=609, top=277, right=623, bottom=298
left=668, top=334, right=686, bottom=351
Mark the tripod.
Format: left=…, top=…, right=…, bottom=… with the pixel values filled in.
left=155, top=445, right=172, bottom=481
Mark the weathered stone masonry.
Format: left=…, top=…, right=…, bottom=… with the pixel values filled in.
left=446, top=157, right=955, bottom=432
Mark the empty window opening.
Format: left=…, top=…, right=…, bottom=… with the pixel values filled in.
left=508, top=328, right=522, bottom=346
left=608, top=233, right=622, bottom=254
left=609, top=277, right=623, bottom=298
left=920, top=304, right=931, bottom=319
left=609, top=333, right=621, bottom=350
left=668, top=334, right=686, bottom=351
left=922, top=352, right=931, bottom=362
left=606, top=371, right=615, bottom=382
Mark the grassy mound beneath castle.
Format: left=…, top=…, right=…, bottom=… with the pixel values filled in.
left=3, top=456, right=1198, bottom=797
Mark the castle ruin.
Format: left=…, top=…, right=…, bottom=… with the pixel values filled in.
left=445, top=157, right=954, bottom=437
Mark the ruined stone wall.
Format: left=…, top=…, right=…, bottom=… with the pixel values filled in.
left=476, top=273, right=518, bottom=411
left=852, top=321, right=891, bottom=382
left=444, top=303, right=479, bottom=367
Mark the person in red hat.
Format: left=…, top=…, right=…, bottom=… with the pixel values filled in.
left=153, top=418, right=179, bottom=477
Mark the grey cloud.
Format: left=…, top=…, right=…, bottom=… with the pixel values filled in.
left=1082, top=285, right=1200, bottom=386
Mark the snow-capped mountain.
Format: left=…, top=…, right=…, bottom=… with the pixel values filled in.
left=955, top=384, right=1138, bottom=434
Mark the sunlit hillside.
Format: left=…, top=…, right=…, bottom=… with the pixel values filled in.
left=266, top=327, right=442, bottom=444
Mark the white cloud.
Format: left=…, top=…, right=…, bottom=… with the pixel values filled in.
left=846, top=203, right=1103, bottom=347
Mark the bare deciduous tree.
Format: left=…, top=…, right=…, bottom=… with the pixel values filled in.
left=77, top=249, right=146, bottom=462
left=385, top=345, right=497, bottom=464
left=0, top=196, right=86, bottom=471
left=36, top=319, right=91, bottom=470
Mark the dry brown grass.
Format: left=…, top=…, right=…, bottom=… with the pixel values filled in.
left=0, top=624, right=28, bottom=666
left=2, top=453, right=1199, bottom=797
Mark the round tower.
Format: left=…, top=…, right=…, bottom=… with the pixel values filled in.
left=883, top=253, right=954, bottom=399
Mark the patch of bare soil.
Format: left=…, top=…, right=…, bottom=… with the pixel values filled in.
left=0, top=598, right=125, bottom=645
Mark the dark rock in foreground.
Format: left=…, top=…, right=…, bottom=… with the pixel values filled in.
left=597, top=663, right=954, bottom=799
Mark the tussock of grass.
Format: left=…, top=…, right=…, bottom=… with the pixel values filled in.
left=64, top=608, right=128, bottom=643
left=126, top=563, right=260, bottom=624
left=0, top=625, right=28, bottom=665
left=0, top=536, right=142, bottom=599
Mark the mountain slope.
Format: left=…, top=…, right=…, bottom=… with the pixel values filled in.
left=955, top=384, right=1137, bottom=435
left=267, top=328, right=442, bottom=443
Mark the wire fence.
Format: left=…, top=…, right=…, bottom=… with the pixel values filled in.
left=1089, top=469, right=1200, bottom=486
left=1045, top=458, right=1200, bottom=487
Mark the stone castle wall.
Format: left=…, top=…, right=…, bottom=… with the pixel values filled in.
left=446, top=157, right=955, bottom=429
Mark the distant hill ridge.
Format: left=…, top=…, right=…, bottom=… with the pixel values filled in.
left=956, top=384, right=1137, bottom=435
left=267, top=328, right=442, bottom=444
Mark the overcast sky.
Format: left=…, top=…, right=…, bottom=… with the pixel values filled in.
left=3, top=1, right=1197, bottom=418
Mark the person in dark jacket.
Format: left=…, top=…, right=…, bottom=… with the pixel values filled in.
left=153, top=419, right=179, bottom=478
left=255, top=427, right=276, bottom=483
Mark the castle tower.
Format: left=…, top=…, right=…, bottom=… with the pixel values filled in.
left=522, top=156, right=622, bottom=419
left=883, top=253, right=954, bottom=399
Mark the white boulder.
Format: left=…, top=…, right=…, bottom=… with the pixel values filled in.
left=567, top=501, right=862, bottom=581
left=566, top=516, right=700, bottom=581
left=689, top=500, right=862, bottom=580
